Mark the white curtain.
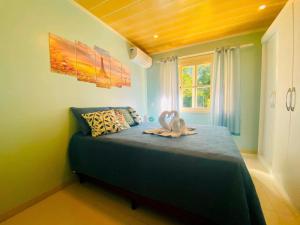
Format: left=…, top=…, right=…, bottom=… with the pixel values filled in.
left=211, top=48, right=241, bottom=135
left=159, top=56, right=179, bottom=112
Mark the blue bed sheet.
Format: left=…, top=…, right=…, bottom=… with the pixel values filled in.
left=69, top=123, right=266, bottom=225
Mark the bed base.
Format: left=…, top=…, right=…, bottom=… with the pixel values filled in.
left=76, top=173, right=216, bottom=225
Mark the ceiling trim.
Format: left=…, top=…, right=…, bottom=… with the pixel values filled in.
left=150, top=28, right=267, bottom=56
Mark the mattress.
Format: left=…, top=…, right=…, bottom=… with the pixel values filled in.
left=69, top=123, right=266, bottom=225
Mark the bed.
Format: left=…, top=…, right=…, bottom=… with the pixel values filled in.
left=69, top=123, right=266, bottom=225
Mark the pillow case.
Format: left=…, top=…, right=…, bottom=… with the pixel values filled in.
left=114, top=110, right=130, bottom=130
left=128, top=107, right=143, bottom=125
left=71, top=107, right=109, bottom=135
left=81, top=110, right=121, bottom=137
left=115, top=109, right=135, bottom=126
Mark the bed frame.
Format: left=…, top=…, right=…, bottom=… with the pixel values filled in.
left=77, top=173, right=216, bottom=225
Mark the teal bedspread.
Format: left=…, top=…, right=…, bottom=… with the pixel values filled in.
left=69, top=123, right=266, bottom=225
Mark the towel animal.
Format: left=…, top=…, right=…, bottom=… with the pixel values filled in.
left=144, top=111, right=197, bottom=138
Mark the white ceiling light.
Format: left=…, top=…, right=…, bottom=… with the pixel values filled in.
left=259, top=5, right=267, bottom=10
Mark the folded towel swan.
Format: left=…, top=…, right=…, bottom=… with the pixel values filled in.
left=144, top=111, right=197, bottom=138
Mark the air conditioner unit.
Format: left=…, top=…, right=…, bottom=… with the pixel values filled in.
left=129, top=47, right=152, bottom=69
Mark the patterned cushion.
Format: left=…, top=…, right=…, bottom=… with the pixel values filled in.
left=81, top=110, right=121, bottom=137
left=71, top=107, right=110, bottom=135
left=114, top=110, right=130, bottom=130
left=128, top=107, right=143, bottom=125
left=116, top=109, right=135, bottom=126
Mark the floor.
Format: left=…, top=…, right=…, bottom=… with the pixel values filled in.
left=1, top=155, right=299, bottom=225
left=243, top=154, right=300, bottom=225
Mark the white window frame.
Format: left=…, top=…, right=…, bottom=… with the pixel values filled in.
left=179, top=59, right=213, bottom=113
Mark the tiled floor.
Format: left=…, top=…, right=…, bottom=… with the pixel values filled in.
left=243, top=154, right=300, bottom=225
left=1, top=154, right=299, bottom=225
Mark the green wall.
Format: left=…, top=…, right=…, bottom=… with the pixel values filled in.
left=0, top=0, right=147, bottom=215
left=147, top=32, right=263, bottom=152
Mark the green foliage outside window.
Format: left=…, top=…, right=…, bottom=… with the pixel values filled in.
left=197, top=87, right=210, bottom=108
left=197, top=64, right=211, bottom=85
left=182, top=67, right=193, bottom=87
left=181, top=66, right=193, bottom=107
left=183, top=88, right=192, bottom=107
left=181, top=64, right=211, bottom=109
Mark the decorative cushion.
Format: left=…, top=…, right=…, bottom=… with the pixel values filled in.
left=128, top=107, right=143, bottom=125
left=114, top=110, right=130, bottom=130
left=81, top=110, right=121, bottom=137
left=116, top=109, right=135, bottom=126
left=71, top=107, right=109, bottom=135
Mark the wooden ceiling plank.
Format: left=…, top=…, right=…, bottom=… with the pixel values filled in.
left=147, top=26, right=270, bottom=54
left=102, top=0, right=206, bottom=23
left=109, top=1, right=285, bottom=36
left=141, top=17, right=273, bottom=49
left=115, top=7, right=282, bottom=42
left=74, top=0, right=106, bottom=10
left=91, top=0, right=140, bottom=18
left=74, top=0, right=287, bottom=54
left=104, top=0, right=284, bottom=24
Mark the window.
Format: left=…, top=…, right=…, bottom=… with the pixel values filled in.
left=179, top=54, right=213, bottom=112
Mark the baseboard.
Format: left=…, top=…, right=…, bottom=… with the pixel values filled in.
left=271, top=173, right=300, bottom=212
left=0, top=180, right=74, bottom=223
left=257, top=156, right=299, bottom=212
left=240, top=149, right=258, bottom=154
left=257, top=154, right=272, bottom=173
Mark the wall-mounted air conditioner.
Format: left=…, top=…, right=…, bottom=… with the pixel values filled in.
left=129, top=47, right=152, bottom=69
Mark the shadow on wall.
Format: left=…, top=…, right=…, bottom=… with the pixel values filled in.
left=69, top=109, right=80, bottom=137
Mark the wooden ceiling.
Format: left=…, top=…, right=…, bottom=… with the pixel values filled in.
left=75, top=0, right=287, bottom=54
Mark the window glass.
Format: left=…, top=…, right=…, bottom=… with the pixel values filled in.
left=181, top=66, right=193, bottom=87
left=197, top=64, right=211, bottom=86
left=179, top=54, right=213, bottom=111
left=182, top=88, right=193, bottom=108
left=197, top=87, right=210, bottom=108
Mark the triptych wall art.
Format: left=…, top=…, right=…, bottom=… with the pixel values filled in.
left=48, top=33, right=131, bottom=88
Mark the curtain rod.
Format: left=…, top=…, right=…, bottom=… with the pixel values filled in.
left=156, top=51, right=213, bottom=63
left=177, top=43, right=254, bottom=59
left=178, top=51, right=214, bottom=59
left=155, top=43, right=254, bottom=63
